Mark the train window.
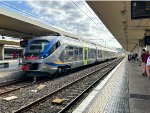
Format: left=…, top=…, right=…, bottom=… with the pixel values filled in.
left=88, top=49, right=92, bottom=59
left=59, top=51, right=64, bottom=62
left=59, top=46, right=69, bottom=62
left=47, top=43, right=56, bottom=56
left=69, top=46, right=73, bottom=50
left=78, top=48, right=83, bottom=60
left=75, top=47, right=79, bottom=55
left=104, top=51, right=108, bottom=57
left=88, top=49, right=90, bottom=59
left=106, top=51, right=108, bottom=57
left=48, top=46, right=55, bottom=55
left=103, top=51, right=105, bottom=57
left=93, top=49, right=96, bottom=58
left=79, top=48, right=83, bottom=55
left=101, top=50, right=104, bottom=57
left=88, top=49, right=96, bottom=59
left=47, top=41, right=61, bottom=57
left=73, top=47, right=77, bottom=61
left=69, top=51, right=73, bottom=56
left=68, top=46, right=74, bottom=56
left=67, top=46, right=74, bottom=61
left=92, top=49, right=95, bottom=59
left=30, top=45, right=42, bottom=51
left=59, top=46, right=84, bottom=62
left=4, top=48, right=23, bottom=59
left=29, top=40, right=49, bottom=52
left=98, top=50, right=102, bottom=58
left=56, top=41, right=61, bottom=49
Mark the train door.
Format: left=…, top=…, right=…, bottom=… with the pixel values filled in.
left=84, top=47, right=88, bottom=65
left=96, top=47, right=98, bottom=61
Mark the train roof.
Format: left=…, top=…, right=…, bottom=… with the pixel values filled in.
left=61, top=36, right=96, bottom=49
left=31, top=35, right=117, bottom=52
left=62, top=35, right=117, bottom=52
left=4, top=45, right=23, bottom=49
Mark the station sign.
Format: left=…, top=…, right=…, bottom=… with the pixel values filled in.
left=131, top=1, right=150, bottom=19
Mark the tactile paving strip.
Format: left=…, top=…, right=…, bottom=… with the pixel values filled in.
left=86, top=59, right=129, bottom=113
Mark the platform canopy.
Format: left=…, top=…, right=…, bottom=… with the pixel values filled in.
left=0, top=39, right=19, bottom=45
left=0, top=8, right=80, bottom=39
left=87, top=1, right=150, bottom=51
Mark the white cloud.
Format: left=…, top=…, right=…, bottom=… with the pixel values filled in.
left=25, top=0, right=121, bottom=48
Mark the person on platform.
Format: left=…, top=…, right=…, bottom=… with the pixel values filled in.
left=128, top=54, right=132, bottom=61
left=141, top=49, right=149, bottom=76
left=134, top=53, right=138, bottom=61
left=146, top=55, right=150, bottom=76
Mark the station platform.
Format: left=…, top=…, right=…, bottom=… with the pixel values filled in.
left=0, top=59, right=24, bottom=83
left=73, top=58, right=150, bottom=113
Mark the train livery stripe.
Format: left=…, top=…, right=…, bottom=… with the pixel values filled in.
left=46, top=60, right=84, bottom=67
left=46, top=62, right=65, bottom=66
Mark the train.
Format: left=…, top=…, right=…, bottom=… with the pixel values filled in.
left=4, top=46, right=23, bottom=59
left=21, top=34, right=118, bottom=79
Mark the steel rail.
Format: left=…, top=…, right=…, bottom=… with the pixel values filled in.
left=0, top=78, right=28, bottom=88
left=0, top=77, right=55, bottom=96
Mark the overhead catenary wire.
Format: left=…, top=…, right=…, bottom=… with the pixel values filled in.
left=79, top=2, right=116, bottom=41
left=80, top=2, right=106, bottom=28
left=71, top=0, right=114, bottom=39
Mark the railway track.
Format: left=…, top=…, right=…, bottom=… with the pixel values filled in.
left=0, top=79, right=41, bottom=96
left=0, top=80, right=23, bottom=88
left=0, top=59, right=114, bottom=97
left=13, top=58, right=122, bottom=113
left=0, top=71, right=72, bottom=96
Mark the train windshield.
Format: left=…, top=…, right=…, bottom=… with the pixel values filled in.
left=25, top=40, right=50, bottom=57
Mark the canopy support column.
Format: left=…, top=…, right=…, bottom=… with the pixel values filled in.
left=0, top=44, right=4, bottom=60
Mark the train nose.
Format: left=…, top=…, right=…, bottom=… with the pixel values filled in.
left=21, top=63, right=39, bottom=71
left=29, top=63, right=39, bottom=70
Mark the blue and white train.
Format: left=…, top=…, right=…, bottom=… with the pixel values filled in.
left=21, top=34, right=117, bottom=77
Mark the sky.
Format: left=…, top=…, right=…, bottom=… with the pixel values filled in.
left=0, top=0, right=122, bottom=48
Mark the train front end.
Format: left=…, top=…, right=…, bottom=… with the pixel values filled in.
left=21, top=36, right=61, bottom=77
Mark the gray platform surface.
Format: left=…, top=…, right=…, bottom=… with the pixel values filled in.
left=129, top=61, right=150, bottom=113
left=73, top=58, right=150, bottom=113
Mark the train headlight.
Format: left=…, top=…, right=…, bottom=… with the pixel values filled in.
left=41, top=54, right=49, bottom=59
left=40, top=53, right=49, bottom=59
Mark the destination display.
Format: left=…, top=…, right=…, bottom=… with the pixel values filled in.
left=131, top=1, right=150, bottom=19
left=144, top=36, right=150, bottom=46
